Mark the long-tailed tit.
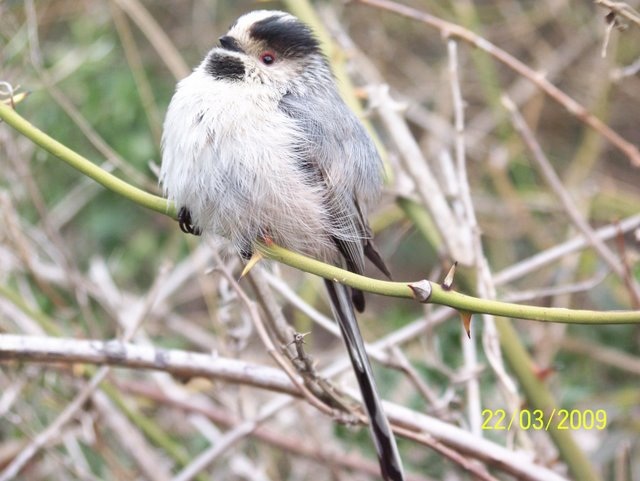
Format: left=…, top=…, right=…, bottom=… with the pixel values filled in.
left=161, top=10, right=404, bottom=480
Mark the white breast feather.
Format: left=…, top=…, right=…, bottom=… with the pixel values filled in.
left=161, top=64, right=335, bottom=259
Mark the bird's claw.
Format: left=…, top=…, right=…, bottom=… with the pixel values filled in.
left=177, top=207, right=202, bottom=236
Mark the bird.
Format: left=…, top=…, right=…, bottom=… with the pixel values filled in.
left=160, top=10, right=405, bottom=480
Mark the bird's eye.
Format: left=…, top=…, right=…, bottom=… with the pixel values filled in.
left=259, top=51, right=276, bottom=65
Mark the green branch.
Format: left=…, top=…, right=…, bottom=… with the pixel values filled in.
left=263, top=244, right=640, bottom=324
left=0, top=101, right=172, bottom=218
left=1, top=101, right=639, bottom=325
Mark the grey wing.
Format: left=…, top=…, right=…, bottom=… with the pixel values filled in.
left=279, top=89, right=391, bottom=309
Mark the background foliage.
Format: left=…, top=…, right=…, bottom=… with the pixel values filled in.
left=1, top=1, right=639, bottom=480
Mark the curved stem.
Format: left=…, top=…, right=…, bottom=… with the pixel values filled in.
left=0, top=101, right=173, bottom=217
left=2, top=101, right=639, bottom=325
left=263, top=244, right=640, bottom=324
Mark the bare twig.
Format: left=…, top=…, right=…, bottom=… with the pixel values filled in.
left=116, top=380, right=435, bottom=481
left=368, top=84, right=474, bottom=264
left=214, top=261, right=336, bottom=417
left=0, top=255, right=166, bottom=480
left=355, top=0, right=640, bottom=167
left=92, top=391, right=172, bottom=481
left=595, top=0, right=640, bottom=28
left=494, top=214, right=640, bottom=285
left=561, top=336, right=640, bottom=375
left=502, top=94, right=640, bottom=303
left=110, top=0, right=190, bottom=80
left=446, top=38, right=483, bottom=437
left=171, top=396, right=292, bottom=481
left=0, top=334, right=297, bottom=395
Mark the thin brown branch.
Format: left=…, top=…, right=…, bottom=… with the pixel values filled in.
left=110, top=0, right=190, bottom=80
left=502, top=94, right=640, bottom=303
left=118, top=380, right=435, bottom=481
left=595, top=0, right=640, bottom=28
left=560, top=336, right=640, bottom=374
left=354, top=0, right=640, bottom=167
left=213, top=261, right=337, bottom=417
left=92, top=391, right=172, bottom=481
left=494, top=214, right=640, bottom=285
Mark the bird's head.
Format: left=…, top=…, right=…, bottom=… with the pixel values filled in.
left=202, top=10, right=331, bottom=92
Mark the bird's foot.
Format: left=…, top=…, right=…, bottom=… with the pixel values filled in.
left=177, top=207, right=202, bottom=236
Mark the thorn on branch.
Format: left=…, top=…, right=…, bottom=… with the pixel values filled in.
left=459, top=310, right=472, bottom=339
left=0, top=82, right=29, bottom=109
left=239, top=251, right=264, bottom=279
left=408, top=280, right=432, bottom=303
left=532, top=364, right=556, bottom=381
left=442, top=261, right=458, bottom=290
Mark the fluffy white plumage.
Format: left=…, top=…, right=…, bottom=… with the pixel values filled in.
left=161, top=64, right=333, bottom=257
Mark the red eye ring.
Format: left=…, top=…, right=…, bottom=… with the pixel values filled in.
left=260, top=51, right=276, bottom=65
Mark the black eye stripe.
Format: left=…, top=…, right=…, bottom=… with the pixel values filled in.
left=249, top=15, right=319, bottom=59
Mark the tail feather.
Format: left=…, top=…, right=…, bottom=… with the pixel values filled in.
left=324, top=280, right=405, bottom=481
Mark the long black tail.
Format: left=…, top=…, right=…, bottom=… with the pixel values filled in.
left=324, top=280, right=405, bottom=481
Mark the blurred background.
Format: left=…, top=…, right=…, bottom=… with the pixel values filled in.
left=1, top=0, right=639, bottom=480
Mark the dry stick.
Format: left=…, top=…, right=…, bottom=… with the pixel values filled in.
left=370, top=84, right=474, bottom=264
left=0, top=164, right=65, bottom=310
left=0, top=366, right=110, bottom=481
left=92, top=391, right=172, bottom=481
left=109, top=1, right=163, bottom=145
left=501, top=94, right=640, bottom=303
left=391, top=425, right=500, bottom=481
left=560, top=336, right=640, bottom=375
left=446, top=39, right=483, bottom=437
left=171, top=396, right=292, bottom=481
left=463, top=29, right=594, bottom=154
left=388, top=346, right=442, bottom=410
left=110, top=0, right=189, bottom=80
left=246, top=267, right=298, bottom=346
left=494, top=214, right=640, bottom=285
left=247, top=268, right=367, bottom=412
left=0, top=335, right=296, bottom=394
left=612, top=55, right=640, bottom=80
left=260, top=269, right=395, bottom=366
left=91, top=267, right=178, bottom=481
left=0, top=329, right=567, bottom=481
left=212, top=262, right=335, bottom=417
left=450, top=35, right=525, bottom=449
left=206, top=261, right=388, bottom=476
left=594, top=0, right=640, bottom=28
left=117, top=381, right=434, bottom=481
left=503, top=270, right=610, bottom=303
left=614, top=222, right=640, bottom=308
left=354, top=0, right=640, bottom=167
left=448, top=39, right=523, bottom=452
left=456, top=38, right=525, bottom=450
left=0, top=266, right=168, bottom=481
